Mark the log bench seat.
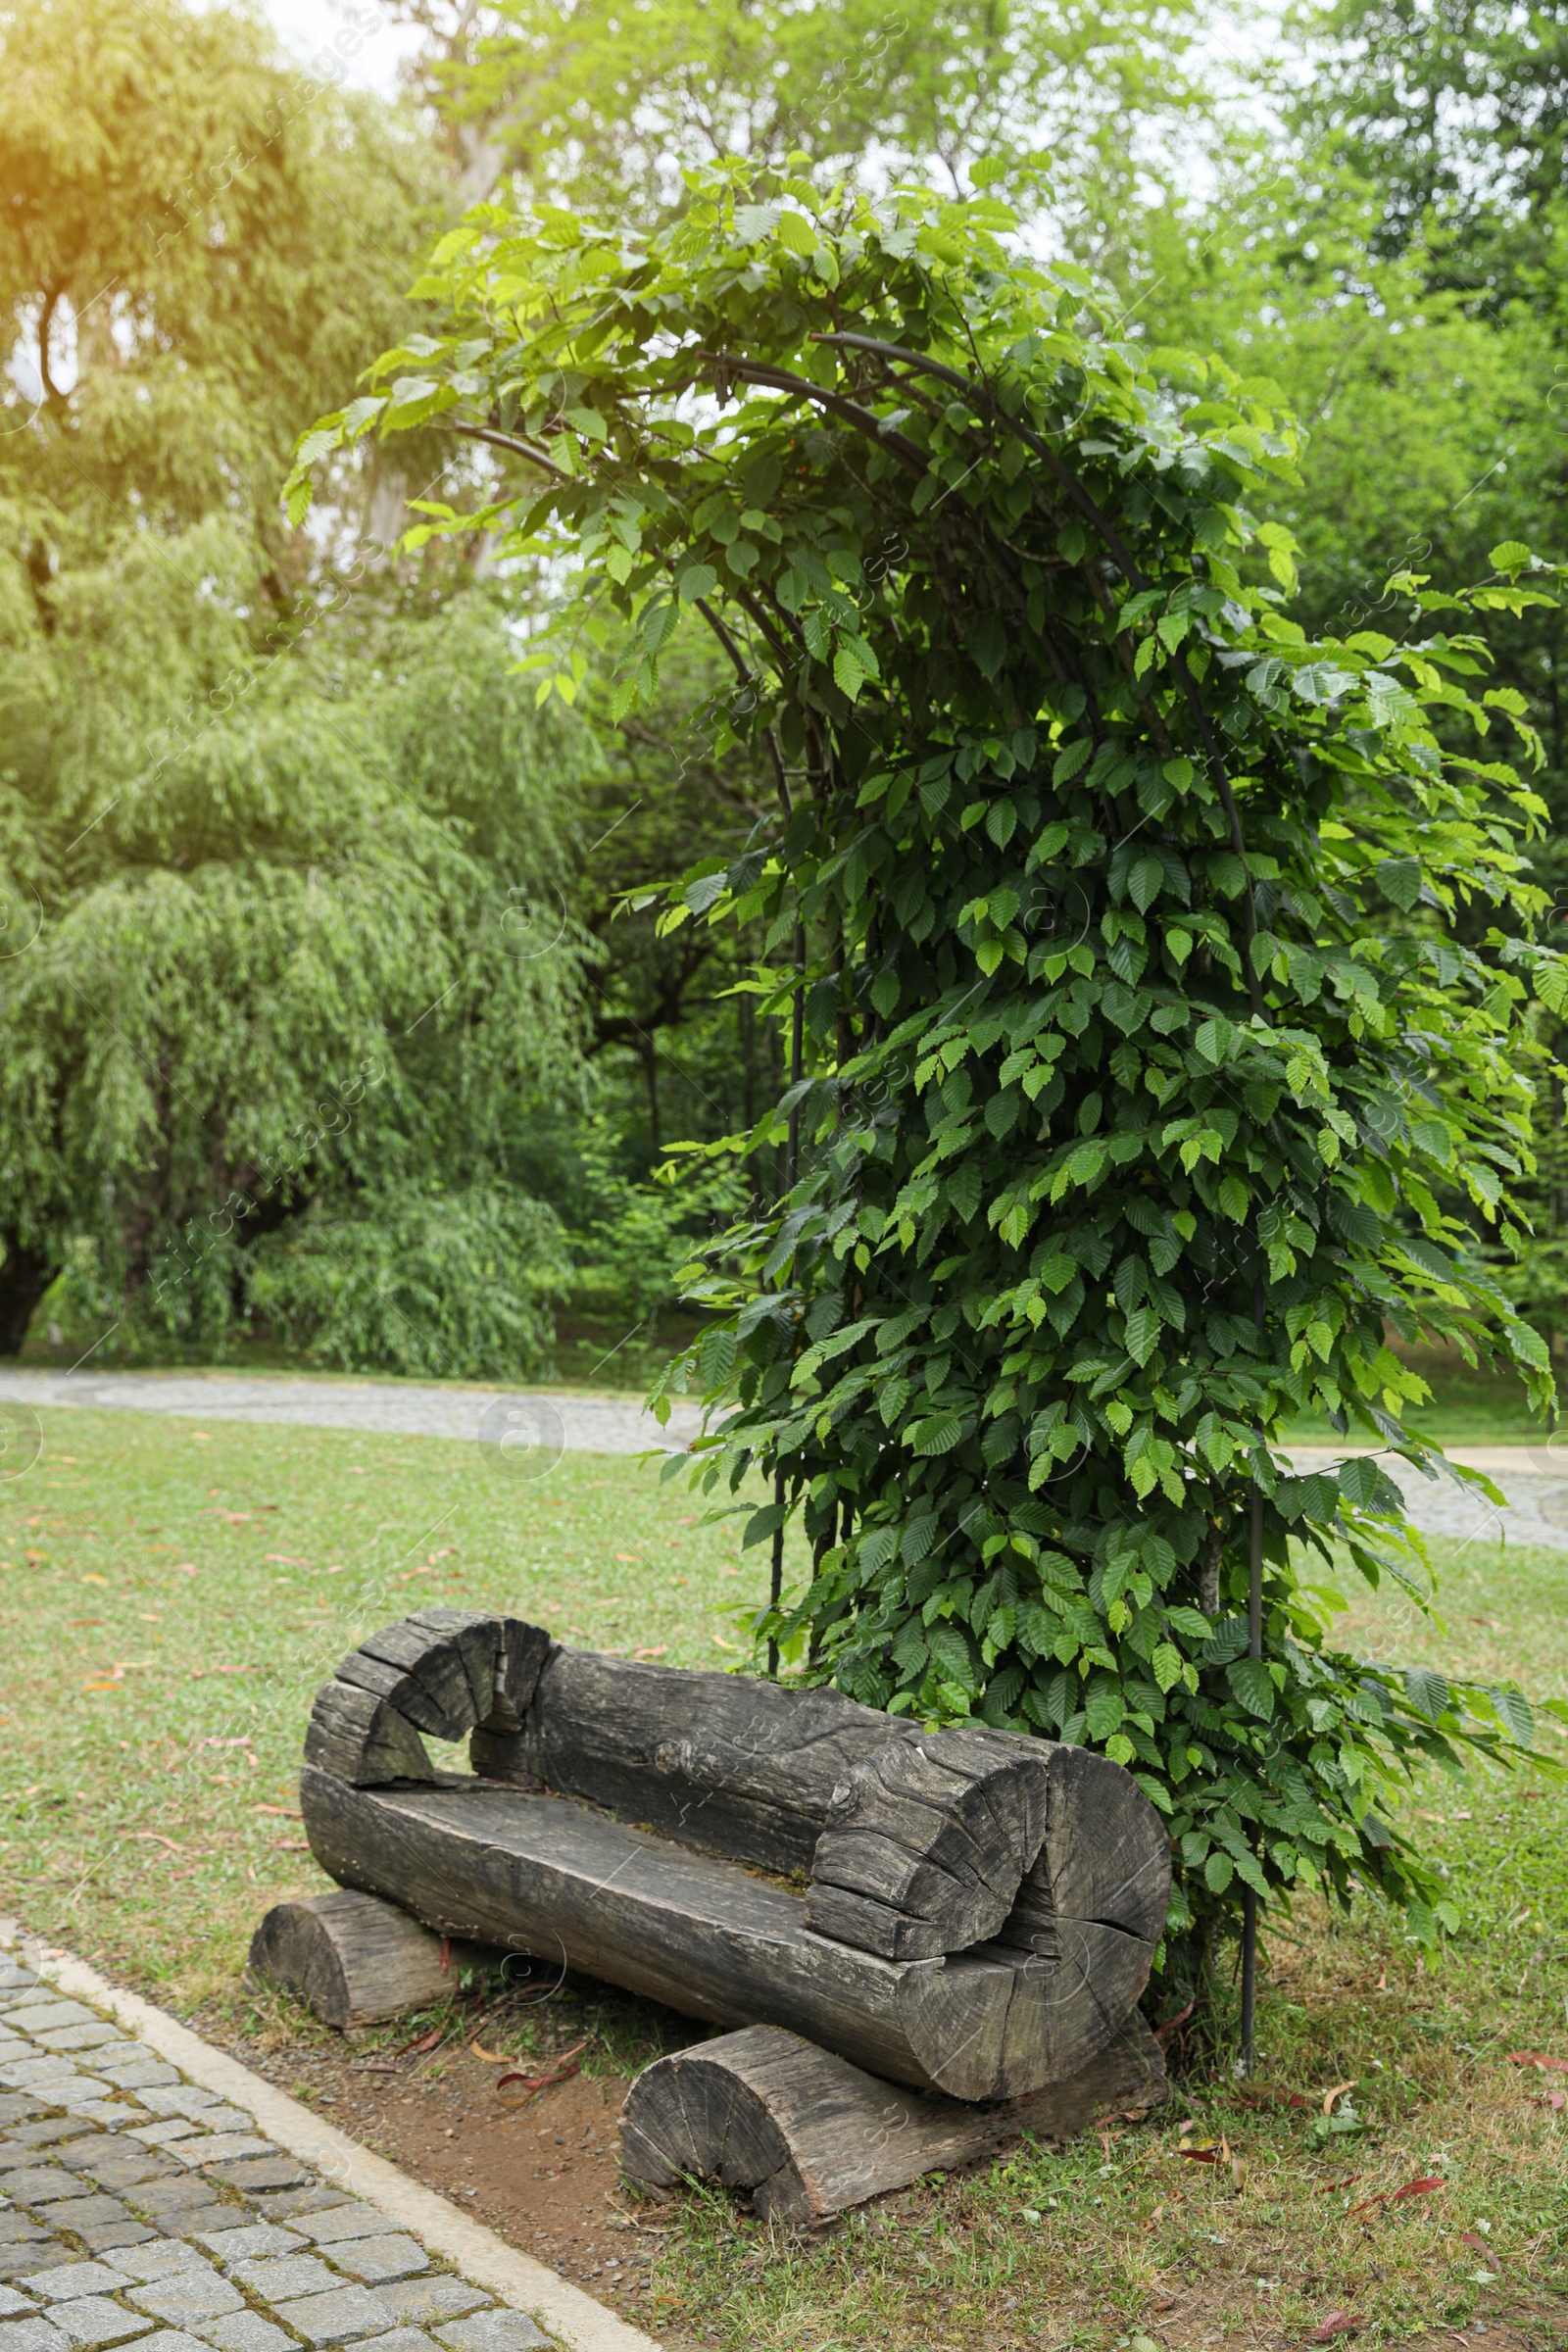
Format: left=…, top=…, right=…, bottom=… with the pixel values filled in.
left=251, top=1606, right=1172, bottom=2217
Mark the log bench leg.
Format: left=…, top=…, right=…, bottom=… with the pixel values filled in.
left=619, top=2014, right=1167, bottom=2229
left=248, top=1889, right=475, bottom=2028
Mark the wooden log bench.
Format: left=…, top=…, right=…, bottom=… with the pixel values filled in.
left=251, top=1607, right=1171, bottom=2216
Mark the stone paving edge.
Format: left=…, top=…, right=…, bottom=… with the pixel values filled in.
left=0, top=1925, right=661, bottom=2352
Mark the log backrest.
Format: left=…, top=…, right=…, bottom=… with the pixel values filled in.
left=306, top=1610, right=1169, bottom=1968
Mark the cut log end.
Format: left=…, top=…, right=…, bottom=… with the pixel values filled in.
left=620, top=2015, right=1166, bottom=2228
left=308, top=1611, right=554, bottom=1787
left=246, top=1889, right=463, bottom=2028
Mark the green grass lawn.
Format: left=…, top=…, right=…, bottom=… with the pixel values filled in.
left=0, top=1406, right=795, bottom=1999
left=1281, top=1344, right=1564, bottom=1447
left=3, top=1406, right=1566, bottom=2352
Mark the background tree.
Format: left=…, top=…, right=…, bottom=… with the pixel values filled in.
left=375, top=0, right=1223, bottom=219
left=1080, top=11, right=1568, bottom=1377
left=292, top=165, right=1568, bottom=1998
left=0, top=0, right=585, bottom=1366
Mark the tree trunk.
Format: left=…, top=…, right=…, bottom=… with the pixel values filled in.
left=620, top=2014, right=1167, bottom=2226
left=473, top=1643, right=1170, bottom=1964
left=0, top=1239, right=56, bottom=1357
left=247, top=1889, right=477, bottom=2028
left=299, top=1767, right=1136, bottom=2098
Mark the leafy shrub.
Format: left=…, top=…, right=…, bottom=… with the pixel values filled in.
left=291, top=164, right=1568, bottom=1989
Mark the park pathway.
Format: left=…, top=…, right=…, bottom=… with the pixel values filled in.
left=1, top=1367, right=1567, bottom=1551
left=0, top=1374, right=699, bottom=1461
left=0, top=1941, right=652, bottom=2352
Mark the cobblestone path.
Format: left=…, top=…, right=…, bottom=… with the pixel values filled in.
left=0, top=1957, right=567, bottom=2352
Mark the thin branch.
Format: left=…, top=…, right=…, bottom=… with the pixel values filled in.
left=693, top=597, right=793, bottom=818
left=694, top=351, right=929, bottom=475
left=450, top=421, right=566, bottom=477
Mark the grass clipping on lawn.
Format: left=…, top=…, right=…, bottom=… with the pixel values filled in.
left=2, top=1405, right=1565, bottom=2352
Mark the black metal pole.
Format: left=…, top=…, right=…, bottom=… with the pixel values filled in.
left=767, top=926, right=806, bottom=1677
left=1241, top=1271, right=1266, bottom=2076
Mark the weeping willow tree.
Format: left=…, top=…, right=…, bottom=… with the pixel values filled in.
left=0, top=0, right=586, bottom=1369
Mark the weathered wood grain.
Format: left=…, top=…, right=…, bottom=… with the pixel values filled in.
left=619, top=2014, right=1167, bottom=2226
left=246, top=1889, right=458, bottom=2028
left=319, top=1612, right=555, bottom=1782
left=1004, top=1741, right=1171, bottom=1953
left=489, top=1616, right=556, bottom=1732
left=298, top=1767, right=1137, bottom=2099
left=304, top=1681, right=435, bottom=1787
left=473, top=1650, right=1085, bottom=1963
left=354, top=1620, right=487, bottom=1742
left=476, top=1648, right=887, bottom=1872
left=805, top=1727, right=1050, bottom=1960
left=294, top=1615, right=1168, bottom=2082
left=472, top=1648, right=1167, bottom=1974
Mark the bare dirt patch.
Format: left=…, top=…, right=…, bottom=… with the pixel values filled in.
left=210, top=2013, right=688, bottom=2329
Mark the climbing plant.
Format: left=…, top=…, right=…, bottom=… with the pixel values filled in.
left=288, top=165, right=1568, bottom=1989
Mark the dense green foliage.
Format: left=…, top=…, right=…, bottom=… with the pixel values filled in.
left=292, top=165, right=1568, bottom=1979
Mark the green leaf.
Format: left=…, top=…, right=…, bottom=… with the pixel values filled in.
left=1152, top=1642, right=1184, bottom=1692
left=907, top=1412, right=965, bottom=1455
left=1084, top=1685, right=1126, bottom=1740
left=1401, top=1666, right=1450, bottom=1722
left=775, top=208, right=817, bottom=257
left=834, top=644, right=866, bottom=700
left=1489, top=1685, right=1534, bottom=1745
left=928, top=1622, right=974, bottom=1684
left=1376, top=858, right=1422, bottom=910
left=1227, top=1655, right=1275, bottom=1720
left=1124, top=1305, right=1160, bottom=1364
left=1129, top=854, right=1163, bottom=912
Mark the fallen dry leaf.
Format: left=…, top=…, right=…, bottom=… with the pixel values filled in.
left=127, top=1832, right=182, bottom=1850
left=1322, top=2080, right=1355, bottom=2116
left=496, top=2038, right=589, bottom=2102
left=1309, top=2313, right=1363, bottom=2342
left=1505, top=2050, right=1568, bottom=2073
left=1349, top=2175, right=1444, bottom=2216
